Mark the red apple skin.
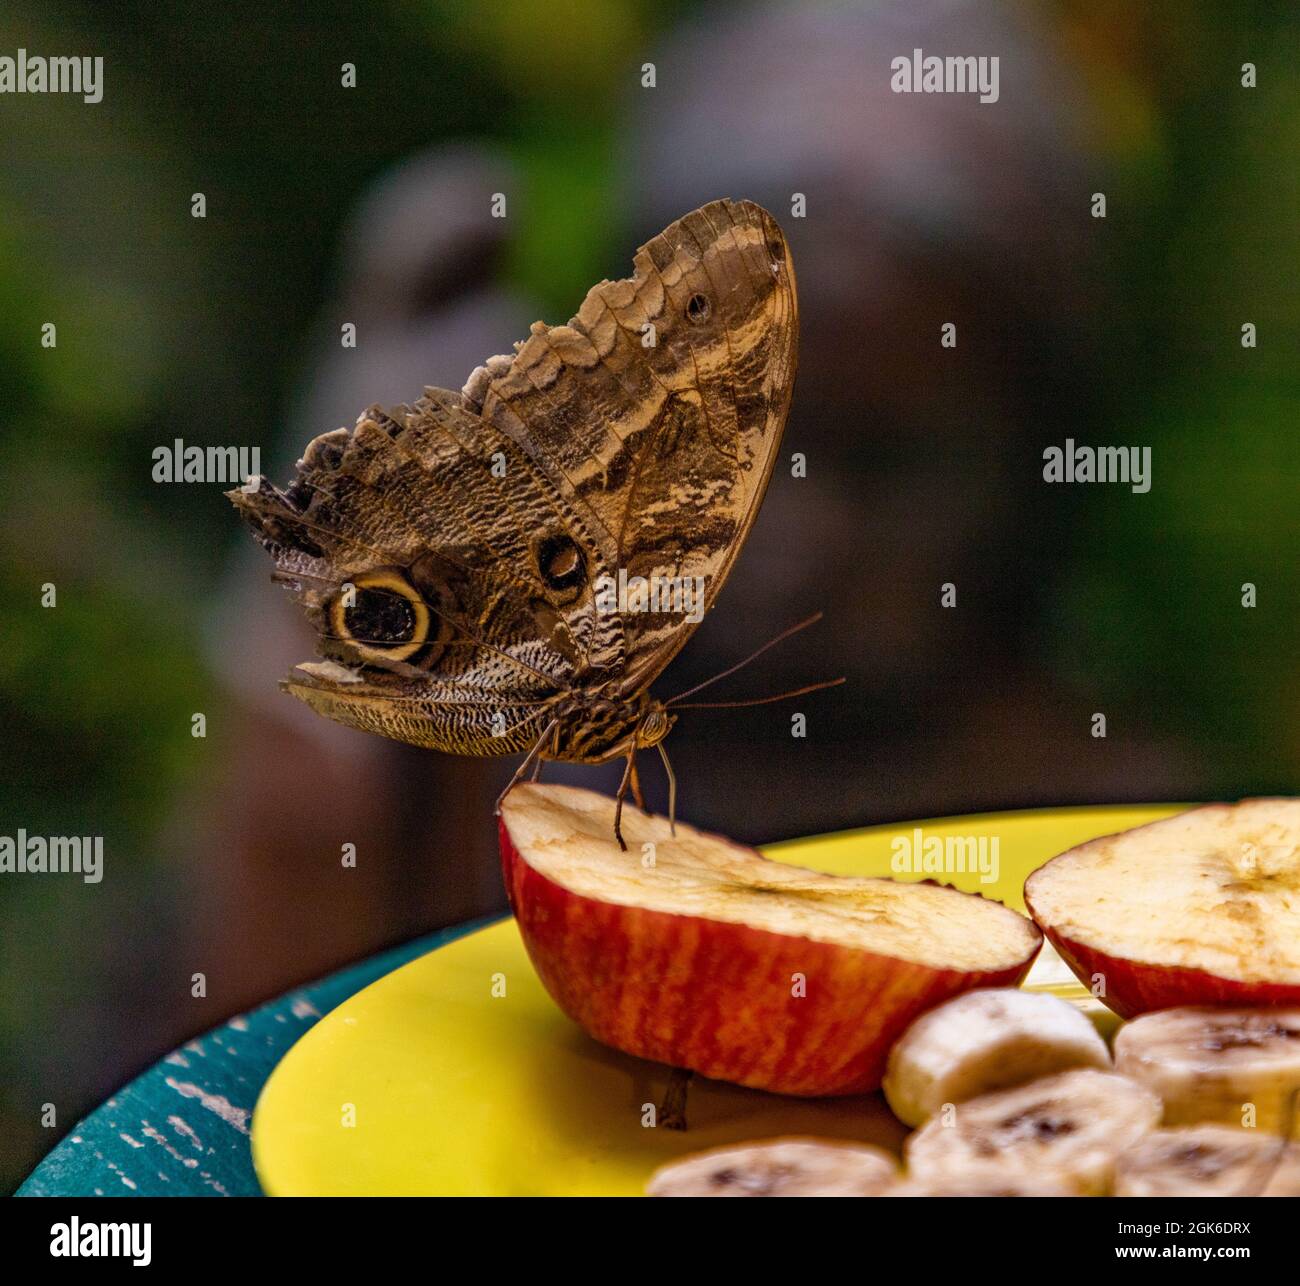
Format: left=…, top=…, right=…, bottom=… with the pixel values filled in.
left=1028, top=917, right=1300, bottom=1021
left=501, top=821, right=1041, bottom=1097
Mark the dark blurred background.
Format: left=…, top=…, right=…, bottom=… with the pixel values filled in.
left=2, top=0, right=1297, bottom=1190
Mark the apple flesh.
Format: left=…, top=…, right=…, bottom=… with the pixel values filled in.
left=500, top=783, right=1042, bottom=1097
left=1023, top=799, right=1300, bottom=1020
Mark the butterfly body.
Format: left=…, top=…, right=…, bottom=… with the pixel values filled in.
left=231, top=198, right=798, bottom=836
left=540, top=690, right=675, bottom=764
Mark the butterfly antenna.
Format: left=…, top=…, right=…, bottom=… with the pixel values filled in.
left=671, top=676, right=845, bottom=710
left=665, top=612, right=825, bottom=706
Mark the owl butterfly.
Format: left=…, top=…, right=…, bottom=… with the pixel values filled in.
left=230, top=198, right=809, bottom=847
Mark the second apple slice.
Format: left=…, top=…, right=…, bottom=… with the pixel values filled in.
left=1024, top=799, right=1300, bottom=1018
left=499, top=784, right=1042, bottom=1097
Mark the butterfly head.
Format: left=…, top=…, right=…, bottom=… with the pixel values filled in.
left=634, top=703, right=674, bottom=750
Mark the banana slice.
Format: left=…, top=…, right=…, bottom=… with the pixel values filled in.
left=645, top=1137, right=898, bottom=1197
left=1115, top=1125, right=1300, bottom=1196
left=904, top=1068, right=1161, bottom=1195
left=886, top=1169, right=1079, bottom=1197
left=1113, top=1007, right=1300, bottom=1133
left=883, top=988, right=1111, bottom=1127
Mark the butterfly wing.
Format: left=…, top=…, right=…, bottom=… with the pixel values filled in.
left=231, top=199, right=796, bottom=752
left=462, top=198, right=797, bottom=695
left=229, top=389, right=623, bottom=753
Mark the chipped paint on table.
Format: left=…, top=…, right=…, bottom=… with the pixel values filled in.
left=16, top=920, right=495, bottom=1197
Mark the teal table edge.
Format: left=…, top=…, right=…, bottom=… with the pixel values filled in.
left=16, top=916, right=503, bottom=1197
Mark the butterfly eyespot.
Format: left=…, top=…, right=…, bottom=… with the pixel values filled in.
left=348, top=590, right=415, bottom=644
left=535, top=534, right=586, bottom=594
left=328, top=570, right=430, bottom=663
left=685, top=293, right=711, bottom=324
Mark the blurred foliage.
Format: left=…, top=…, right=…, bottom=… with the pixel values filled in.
left=1049, top=1, right=1300, bottom=790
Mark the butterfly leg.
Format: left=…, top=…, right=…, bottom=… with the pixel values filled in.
left=532, top=720, right=558, bottom=781
left=495, top=718, right=559, bottom=815
left=656, top=741, right=678, bottom=837
left=629, top=755, right=645, bottom=811
left=612, top=750, right=637, bottom=852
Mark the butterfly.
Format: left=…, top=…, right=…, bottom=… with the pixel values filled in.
left=230, top=198, right=819, bottom=847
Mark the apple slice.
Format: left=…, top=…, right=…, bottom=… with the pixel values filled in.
left=1023, top=799, right=1300, bottom=1019
left=499, top=783, right=1041, bottom=1097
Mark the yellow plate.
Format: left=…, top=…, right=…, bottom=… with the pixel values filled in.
left=252, top=803, right=1185, bottom=1196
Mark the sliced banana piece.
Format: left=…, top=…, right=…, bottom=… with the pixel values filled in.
left=904, top=1068, right=1161, bottom=1195
left=645, top=1137, right=898, bottom=1197
left=1114, top=1007, right=1300, bottom=1133
left=883, top=987, right=1111, bottom=1127
left=1115, top=1125, right=1300, bottom=1197
left=886, top=1169, right=1079, bottom=1197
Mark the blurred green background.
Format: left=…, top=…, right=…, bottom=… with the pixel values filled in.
left=1, top=0, right=1297, bottom=1190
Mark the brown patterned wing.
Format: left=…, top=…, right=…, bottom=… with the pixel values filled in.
left=460, top=198, right=798, bottom=696
left=228, top=389, right=625, bottom=754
